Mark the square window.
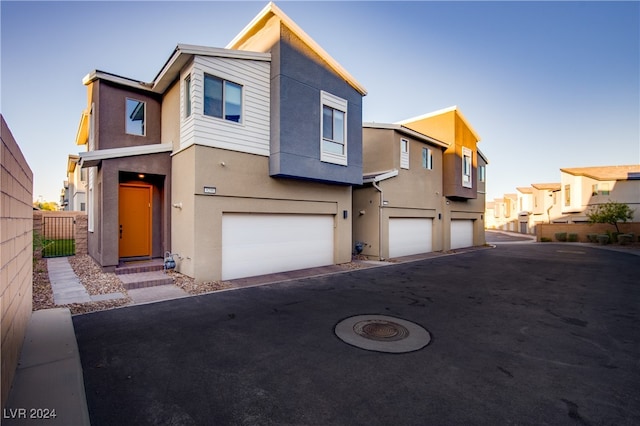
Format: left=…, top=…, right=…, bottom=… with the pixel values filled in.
left=320, top=91, right=348, bottom=165
left=125, top=98, right=145, bottom=136
left=204, top=74, right=242, bottom=123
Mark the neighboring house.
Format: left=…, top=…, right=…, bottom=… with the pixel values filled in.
left=76, top=2, right=366, bottom=281
left=559, top=165, right=640, bottom=222
left=353, top=106, right=487, bottom=260
left=353, top=123, right=448, bottom=259
left=397, top=106, right=488, bottom=251
left=488, top=193, right=518, bottom=232
left=516, top=186, right=534, bottom=233
left=530, top=183, right=562, bottom=228
left=60, top=155, right=86, bottom=211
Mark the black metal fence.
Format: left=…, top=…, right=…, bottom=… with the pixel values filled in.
left=41, top=216, right=76, bottom=257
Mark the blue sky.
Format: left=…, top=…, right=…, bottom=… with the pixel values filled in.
left=1, top=1, right=638, bottom=204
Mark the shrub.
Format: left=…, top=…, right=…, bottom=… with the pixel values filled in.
left=568, top=233, right=578, bottom=242
left=540, top=237, right=552, bottom=242
left=555, top=232, right=567, bottom=242
left=586, top=234, right=598, bottom=243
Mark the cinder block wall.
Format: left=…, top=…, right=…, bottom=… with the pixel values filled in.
left=1, top=115, right=33, bottom=408
left=537, top=222, right=640, bottom=242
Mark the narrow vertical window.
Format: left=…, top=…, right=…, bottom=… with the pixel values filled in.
left=479, top=165, right=486, bottom=182
left=125, top=98, right=145, bottom=136
left=462, top=147, right=472, bottom=188
left=400, top=139, right=409, bottom=169
left=564, top=185, right=571, bottom=206
left=184, top=75, right=191, bottom=117
left=320, top=90, right=348, bottom=165
left=422, top=148, right=433, bottom=170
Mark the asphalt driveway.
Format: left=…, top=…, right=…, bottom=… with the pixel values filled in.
left=73, top=243, right=640, bottom=425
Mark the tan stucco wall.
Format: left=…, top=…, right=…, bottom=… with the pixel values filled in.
left=161, top=80, right=180, bottom=150
left=172, top=145, right=353, bottom=282
left=1, top=116, right=33, bottom=408
left=362, top=128, right=395, bottom=174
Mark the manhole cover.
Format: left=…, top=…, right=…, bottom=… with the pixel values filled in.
left=334, top=315, right=431, bottom=353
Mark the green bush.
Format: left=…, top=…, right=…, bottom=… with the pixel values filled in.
left=567, top=233, right=578, bottom=242
left=606, top=230, right=620, bottom=244
left=555, top=232, right=567, bottom=242
left=586, top=234, right=598, bottom=243
left=540, top=237, right=552, bottom=242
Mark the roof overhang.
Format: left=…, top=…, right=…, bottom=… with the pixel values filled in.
left=79, top=143, right=173, bottom=168
left=363, top=169, right=399, bottom=184
left=75, top=110, right=90, bottom=145
left=396, top=105, right=481, bottom=143
left=83, top=44, right=271, bottom=95
left=67, top=155, right=80, bottom=173
left=227, top=2, right=367, bottom=96
left=363, top=122, right=449, bottom=149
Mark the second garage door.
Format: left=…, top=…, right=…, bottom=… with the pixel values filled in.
left=450, top=219, right=474, bottom=249
left=388, top=218, right=433, bottom=258
left=221, top=214, right=334, bottom=280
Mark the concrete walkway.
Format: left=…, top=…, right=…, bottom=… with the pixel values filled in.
left=47, top=257, right=126, bottom=305
left=4, top=308, right=90, bottom=426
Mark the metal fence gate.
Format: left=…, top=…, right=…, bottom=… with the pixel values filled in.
left=41, top=216, right=76, bottom=257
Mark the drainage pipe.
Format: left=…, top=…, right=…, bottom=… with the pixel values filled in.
left=372, top=181, right=385, bottom=261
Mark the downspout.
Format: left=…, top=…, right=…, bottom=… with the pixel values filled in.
left=372, top=180, right=384, bottom=261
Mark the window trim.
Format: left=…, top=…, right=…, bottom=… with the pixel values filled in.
left=400, top=138, right=410, bottom=169
left=320, top=90, right=348, bottom=166
left=184, top=74, right=192, bottom=118
left=422, top=147, right=433, bottom=170
left=125, top=97, right=146, bottom=136
left=203, top=73, right=244, bottom=124
left=479, top=165, right=486, bottom=182
left=462, top=147, right=472, bottom=188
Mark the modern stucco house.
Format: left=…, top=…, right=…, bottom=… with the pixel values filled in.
left=559, top=165, right=640, bottom=223
left=353, top=106, right=488, bottom=260
left=76, top=2, right=366, bottom=281
left=60, top=155, right=87, bottom=211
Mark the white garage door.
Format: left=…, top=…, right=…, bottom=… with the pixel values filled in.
left=389, top=218, right=432, bottom=258
left=450, top=219, right=474, bottom=249
left=221, top=214, right=334, bottom=280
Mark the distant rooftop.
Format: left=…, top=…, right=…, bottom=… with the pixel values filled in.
left=560, top=165, right=640, bottom=181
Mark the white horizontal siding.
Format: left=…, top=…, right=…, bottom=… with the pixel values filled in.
left=180, top=55, right=271, bottom=156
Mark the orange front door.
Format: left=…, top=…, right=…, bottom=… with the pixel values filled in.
left=119, top=184, right=152, bottom=258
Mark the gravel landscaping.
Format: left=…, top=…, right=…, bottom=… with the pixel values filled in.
left=32, top=255, right=233, bottom=315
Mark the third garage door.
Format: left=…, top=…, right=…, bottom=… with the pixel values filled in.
left=388, top=218, right=432, bottom=258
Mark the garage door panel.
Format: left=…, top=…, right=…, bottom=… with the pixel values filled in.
left=451, top=219, right=473, bottom=249
left=389, top=218, right=432, bottom=258
left=222, top=214, right=334, bottom=280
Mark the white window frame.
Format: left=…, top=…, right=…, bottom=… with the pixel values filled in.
left=400, top=138, right=410, bottom=169
left=422, top=147, right=433, bottom=170
left=462, top=147, right=472, bottom=188
left=320, top=90, right=348, bottom=166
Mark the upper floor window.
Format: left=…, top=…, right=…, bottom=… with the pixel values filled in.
left=592, top=183, right=610, bottom=196
left=320, top=90, right=348, bottom=166
left=462, top=147, right=472, bottom=188
left=422, top=147, right=433, bottom=170
left=564, top=185, right=571, bottom=206
left=125, top=98, right=145, bottom=136
left=204, top=74, right=242, bottom=123
left=400, top=139, right=410, bottom=169
left=184, top=74, right=192, bottom=118
left=479, top=165, right=486, bottom=182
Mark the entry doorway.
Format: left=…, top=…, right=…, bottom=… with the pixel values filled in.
left=119, top=183, right=152, bottom=258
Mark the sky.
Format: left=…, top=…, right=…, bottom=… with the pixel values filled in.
left=1, top=0, right=639, bottom=204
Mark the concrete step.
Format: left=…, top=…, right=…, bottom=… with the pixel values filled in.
left=119, top=271, right=174, bottom=290
left=115, top=259, right=164, bottom=275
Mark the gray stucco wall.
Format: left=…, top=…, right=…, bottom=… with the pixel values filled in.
left=269, top=27, right=363, bottom=185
